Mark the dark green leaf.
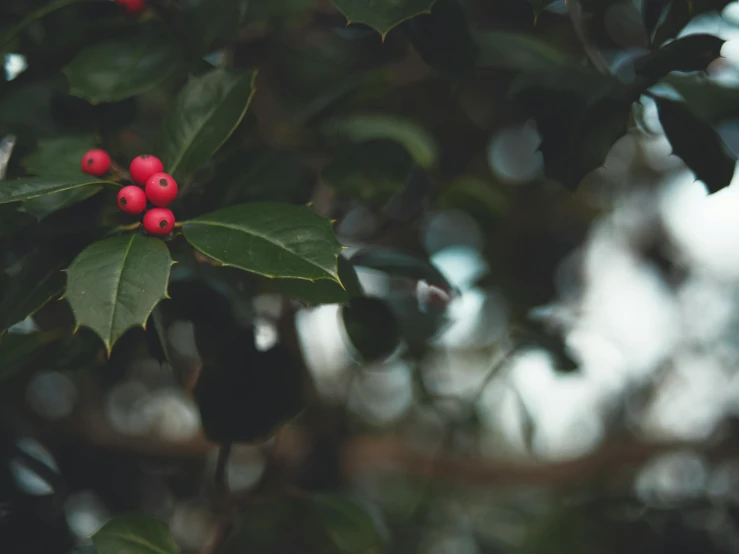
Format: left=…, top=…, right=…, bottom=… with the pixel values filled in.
left=511, top=68, right=635, bottom=189
left=652, top=0, right=734, bottom=46
left=643, top=0, right=672, bottom=45
left=64, top=234, right=174, bottom=354
left=209, top=147, right=311, bottom=207
left=0, top=248, right=68, bottom=335
left=0, top=205, right=35, bottom=237
left=177, top=0, right=248, bottom=53
left=22, top=136, right=98, bottom=176
left=665, top=74, right=739, bottom=123
left=634, top=34, right=724, bottom=80
left=323, top=115, right=438, bottom=168
left=524, top=0, right=558, bottom=20
left=183, top=203, right=343, bottom=283
left=160, top=67, right=257, bottom=180
left=331, top=0, right=436, bottom=38
left=21, top=186, right=103, bottom=219
left=0, top=175, right=116, bottom=204
left=220, top=493, right=385, bottom=554
left=322, top=140, right=413, bottom=205
left=341, top=297, right=400, bottom=363
left=91, top=513, right=179, bottom=554
left=194, top=326, right=305, bottom=443
left=405, top=0, right=478, bottom=80
left=0, top=332, right=61, bottom=386
left=655, top=95, right=736, bottom=194
left=271, top=256, right=363, bottom=306
left=1, top=0, right=106, bottom=50
left=349, top=247, right=452, bottom=290
left=305, top=493, right=386, bottom=554
left=474, top=30, right=570, bottom=71
left=64, top=31, right=181, bottom=104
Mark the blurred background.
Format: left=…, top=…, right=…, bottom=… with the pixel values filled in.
left=4, top=0, right=739, bottom=552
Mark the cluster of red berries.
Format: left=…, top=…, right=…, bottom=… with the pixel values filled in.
left=116, top=0, right=146, bottom=16
left=80, top=149, right=178, bottom=237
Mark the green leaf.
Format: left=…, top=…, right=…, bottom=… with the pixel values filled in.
left=511, top=67, right=636, bottom=189
left=331, top=0, right=436, bottom=38
left=323, top=115, right=438, bottom=169
left=0, top=205, right=35, bottom=238
left=405, top=0, right=478, bottom=80
left=652, top=0, right=734, bottom=46
left=0, top=248, right=68, bottom=336
left=182, top=203, right=343, bottom=283
left=0, top=175, right=115, bottom=205
left=474, top=30, right=571, bottom=71
left=341, top=297, right=400, bottom=363
left=220, top=493, right=385, bottom=554
left=655, top=95, right=736, bottom=194
left=22, top=136, right=98, bottom=176
left=64, top=31, right=181, bottom=104
left=665, top=74, right=739, bottom=123
left=92, top=513, right=179, bottom=554
left=209, top=147, right=310, bottom=207
left=634, top=34, right=724, bottom=80
left=271, top=256, right=363, bottom=306
left=177, top=0, right=248, bottom=53
left=0, top=332, right=61, bottom=386
left=64, top=235, right=174, bottom=354
left=322, top=140, right=413, bottom=205
left=160, top=67, right=257, bottom=180
left=643, top=0, right=672, bottom=45
left=350, top=247, right=452, bottom=290
left=0, top=0, right=106, bottom=50
left=21, top=186, right=103, bottom=219
left=304, top=493, right=386, bottom=554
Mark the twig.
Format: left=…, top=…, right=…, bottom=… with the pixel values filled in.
left=566, top=0, right=610, bottom=74
left=214, top=442, right=232, bottom=509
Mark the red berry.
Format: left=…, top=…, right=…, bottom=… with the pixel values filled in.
left=130, top=154, right=163, bottom=185
left=145, top=172, right=178, bottom=207
left=80, top=149, right=111, bottom=177
left=116, top=0, right=145, bottom=15
left=143, top=208, right=175, bottom=236
left=117, top=186, right=147, bottom=215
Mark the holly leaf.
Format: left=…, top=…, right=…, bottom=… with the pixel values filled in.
left=341, top=297, right=400, bottom=363
left=22, top=135, right=98, bottom=176
left=270, top=256, right=363, bottom=306
left=0, top=332, right=62, bottom=386
left=0, top=205, right=35, bottom=237
left=0, top=248, right=68, bottom=336
left=305, top=493, right=386, bottom=554
left=0, top=175, right=116, bottom=204
left=655, top=95, right=736, bottom=194
left=665, top=74, right=739, bottom=123
left=160, top=67, right=257, bottom=180
left=92, top=513, right=179, bottom=554
left=652, top=0, right=735, bottom=46
left=0, top=0, right=106, bottom=50
left=323, top=115, right=438, bottom=168
left=322, top=140, right=413, bottom=206
left=405, top=0, right=478, bottom=80
left=182, top=203, right=343, bottom=283
left=64, top=30, right=181, bottom=104
left=64, top=235, right=174, bottom=354
left=474, top=30, right=571, bottom=71
left=331, top=0, right=436, bottom=39
left=634, top=34, right=724, bottom=80
left=511, top=67, right=636, bottom=189
left=643, top=0, right=672, bottom=45
left=349, top=247, right=452, bottom=290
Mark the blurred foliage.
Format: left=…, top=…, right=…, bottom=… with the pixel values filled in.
left=1, top=0, right=738, bottom=552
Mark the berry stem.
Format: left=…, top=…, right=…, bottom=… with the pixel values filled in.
left=110, top=160, right=131, bottom=182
